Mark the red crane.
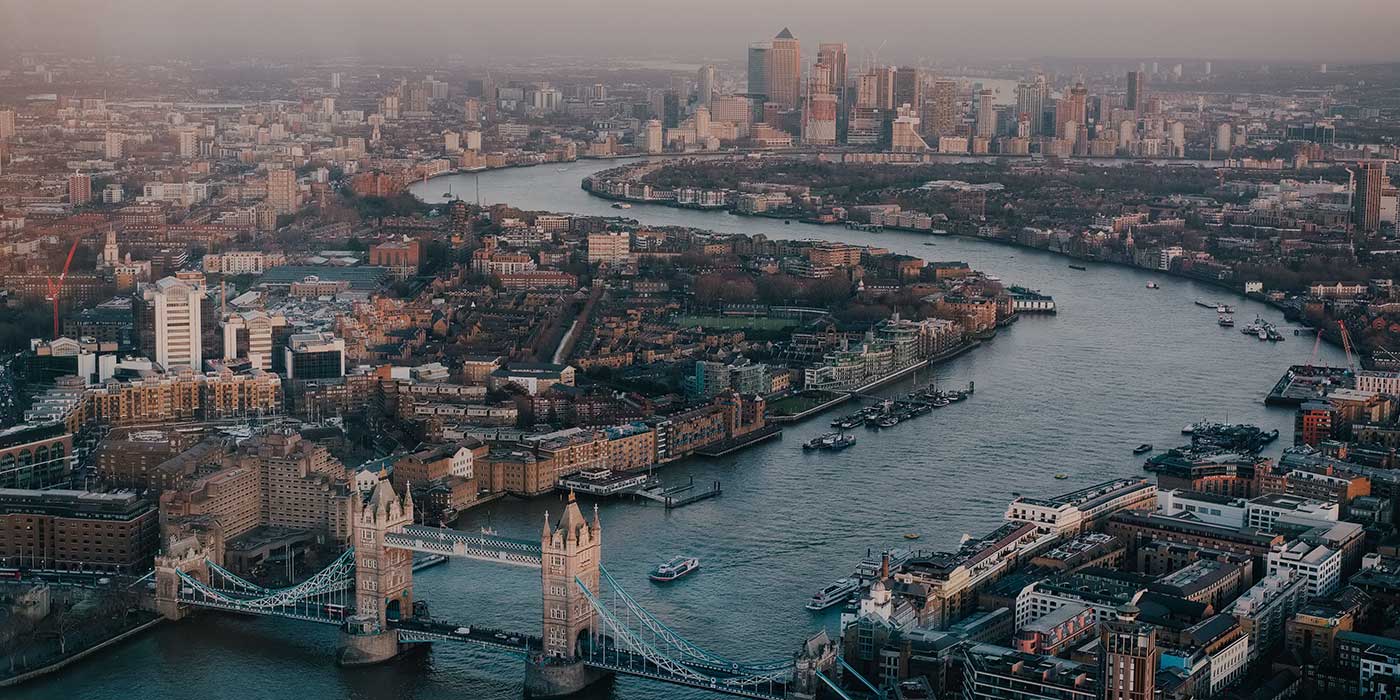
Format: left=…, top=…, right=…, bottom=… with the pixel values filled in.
left=1337, top=320, right=1357, bottom=373
left=45, top=237, right=82, bottom=339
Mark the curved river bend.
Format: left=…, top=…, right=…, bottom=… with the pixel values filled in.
left=17, top=159, right=1344, bottom=700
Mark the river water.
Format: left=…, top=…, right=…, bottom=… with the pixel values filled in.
left=17, top=159, right=1345, bottom=700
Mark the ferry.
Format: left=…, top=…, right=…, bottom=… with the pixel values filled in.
left=853, top=549, right=912, bottom=581
left=806, top=578, right=860, bottom=611
left=1217, top=304, right=1235, bottom=314
left=1146, top=282, right=1160, bottom=289
left=611, top=202, right=632, bottom=209
left=649, top=556, right=700, bottom=582
left=1133, top=443, right=1154, bottom=455
left=1218, top=314, right=1234, bottom=327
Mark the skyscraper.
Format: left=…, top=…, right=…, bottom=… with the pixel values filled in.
left=696, top=65, right=716, bottom=109
left=767, top=28, right=801, bottom=110
left=747, top=42, right=770, bottom=121
left=1354, top=161, right=1388, bottom=233
left=1016, top=77, right=1048, bottom=136
left=0, top=109, right=14, bottom=140
left=926, top=79, right=958, bottom=137
left=975, top=90, right=996, bottom=138
left=893, top=67, right=923, bottom=111
left=816, top=43, right=848, bottom=141
left=145, top=275, right=205, bottom=371
left=1126, top=70, right=1146, bottom=112
left=1100, top=605, right=1158, bottom=700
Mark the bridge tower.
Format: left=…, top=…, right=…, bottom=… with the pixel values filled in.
left=153, top=529, right=223, bottom=621
left=338, top=480, right=414, bottom=666
left=525, top=491, right=612, bottom=696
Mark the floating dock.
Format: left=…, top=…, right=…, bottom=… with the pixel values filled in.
left=636, top=476, right=722, bottom=509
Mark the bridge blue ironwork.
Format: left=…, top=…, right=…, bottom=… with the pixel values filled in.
left=383, top=524, right=543, bottom=568
left=174, top=547, right=356, bottom=625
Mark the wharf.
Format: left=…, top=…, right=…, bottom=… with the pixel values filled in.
left=694, top=424, right=782, bottom=456
left=558, top=469, right=659, bottom=497
left=636, top=476, right=722, bottom=509
left=1265, top=365, right=1352, bottom=405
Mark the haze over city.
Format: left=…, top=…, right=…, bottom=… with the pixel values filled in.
left=1, top=5, right=1399, bottom=700
left=4, top=0, right=1399, bottom=63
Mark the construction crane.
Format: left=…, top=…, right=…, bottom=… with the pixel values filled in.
left=44, top=237, right=82, bottom=339
left=1337, top=320, right=1357, bottom=373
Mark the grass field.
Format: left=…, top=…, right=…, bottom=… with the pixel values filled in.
left=673, top=315, right=799, bottom=331
left=767, top=390, right=843, bottom=416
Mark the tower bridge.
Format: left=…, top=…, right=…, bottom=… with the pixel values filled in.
left=154, top=482, right=853, bottom=699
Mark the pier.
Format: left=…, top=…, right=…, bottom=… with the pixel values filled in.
left=636, top=476, right=723, bottom=509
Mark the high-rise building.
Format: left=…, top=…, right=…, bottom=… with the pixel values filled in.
left=330, top=72, right=341, bottom=89
left=696, top=65, right=716, bottom=109
left=68, top=173, right=92, bottom=206
left=767, top=28, right=801, bottom=110
left=1016, top=77, right=1048, bottom=136
left=1068, top=83, right=1088, bottom=127
left=266, top=168, right=297, bottom=215
left=1354, top=160, right=1388, bottom=233
left=178, top=129, right=197, bottom=158
left=926, top=79, right=958, bottom=137
left=0, top=108, right=15, bottom=140
left=641, top=119, right=663, bottom=154
left=1099, top=605, right=1158, bottom=700
left=816, top=43, right=848, bottom=141
left=662, top=91, right=682, bottom=129
left=893, top=67, right=922, bottom=111
left=104, top=131, right=124, bottom=159
left=145, top=275, right=205, bottom=371
left=284, top=332, right=346, bottom=380
left=1126, top=71, right=1146, bottom=112
left=803, top=93, right=838, bottom=145
left=747, top=42, right=770, bottom=99
left=975, top=90, right=996, bottom=138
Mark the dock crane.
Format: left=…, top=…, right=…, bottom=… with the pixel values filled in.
left=44, top=237, right=82, bottom=339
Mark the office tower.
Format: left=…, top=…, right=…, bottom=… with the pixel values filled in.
left=641, top=120, right=663, bottom=154
left=747, top=42, right=770, bottom=121
left=1204, top=61, right=1212, bottom=75
left=873, top=66, right=897, bottom=110
left=663, top=92, right=682, bottom=128
left=893, top=67, right=923, bottom=111
left=1355, top=161, right=1388, bottom=233
left=975, top=90, right=996, bottom=138
left=145, top=275, right=205, bottom=371
left=767, top=28, right=801, bottom=110
left=1068, top=83, right=1088, bottom=127
left=697, top=65, right=716, bottom=109
left=266, top=168, right=297, bottom=215
left=0, top=108, right=14, bottom=139
left=68, top=173, right=92, bottom=206
left=1100, top=605, right=1158, bottom=700
left=1126, top=70, right=1146, bottom=112
left=803, top=93, right=837, bottom=145
left=816, top=43, right=848, bottom=141
left=223, top=311, right=278, bottom=370
left=1016, top=77, right=1048, bottom=136
left=284, top=332, right=346, bottom=380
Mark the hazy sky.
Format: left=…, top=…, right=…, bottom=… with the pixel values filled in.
left=3, top=0, right=1397, bottom=64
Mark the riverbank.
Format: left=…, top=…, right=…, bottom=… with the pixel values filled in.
left=0, top=615, right=163, bottom=688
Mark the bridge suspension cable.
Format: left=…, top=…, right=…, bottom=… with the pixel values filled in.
left=174, top=548, right=357, bottom=624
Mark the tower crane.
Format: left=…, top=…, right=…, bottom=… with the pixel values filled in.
left=45, top=237, right=82, bottom=339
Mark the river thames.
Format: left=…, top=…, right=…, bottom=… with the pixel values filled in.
left=17, top=159, right=1346, bottom=700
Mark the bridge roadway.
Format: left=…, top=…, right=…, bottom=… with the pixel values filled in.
left=391, top=620, right=792, bottom=700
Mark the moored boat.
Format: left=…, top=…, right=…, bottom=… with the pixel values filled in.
left=649, top=556, right=700, bottom=582
left=1146, top=282, right=1160, bottom=289
left=1133, top=443, right=1154, bottom=455
left=806, top=578, right=859, bottom=611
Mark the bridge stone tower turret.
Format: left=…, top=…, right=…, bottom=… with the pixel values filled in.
left=153, top=529, right=224, bottom=621
left=525, top=491, right=612, bottom=696
left=338, top=480, right=414, bottom=666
